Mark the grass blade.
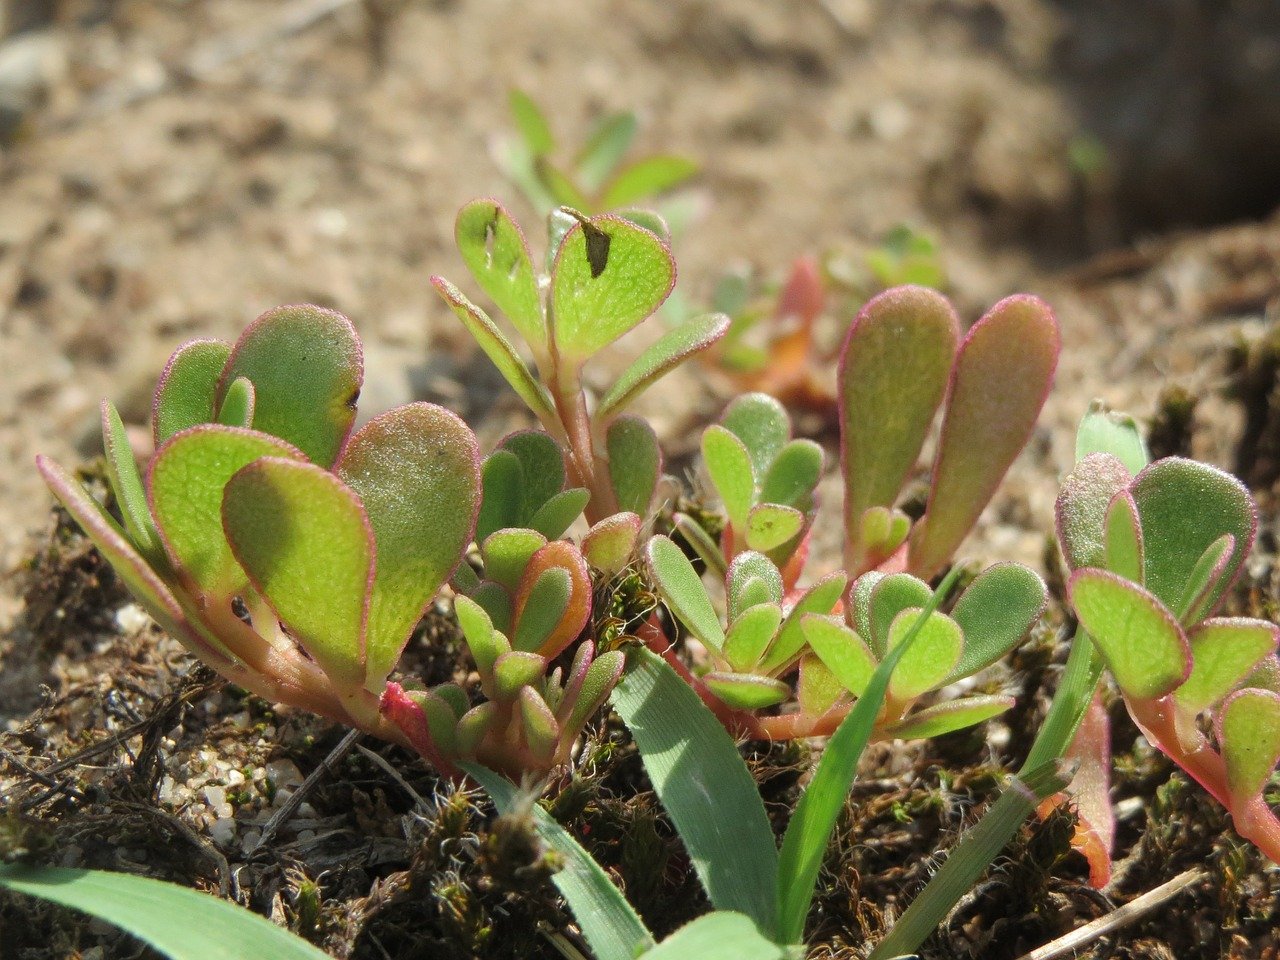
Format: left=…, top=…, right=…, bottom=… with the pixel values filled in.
left=0, top=865, right=331, bottom=960
left=611, top=647, right=779, bottom=932
left=464, top=764, right=655, bottom=960
left=775, top=566, right=963, bottom=944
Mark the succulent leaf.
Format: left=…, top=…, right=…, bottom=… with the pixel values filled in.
left=723, top=603, right=784, bottom=672
left=1075, top=402, right=1149, bottom=473
left=886, top=695, right=1014, bottom=740
left=1055, top=453, right=1133, bottom=571
left=152, top=338, right=231, bottom=446
left=760, top=571, right=848, bottom=673
left=597, top=313, right=731, bottom=421
left=101, top=401, right=161, bottom=559
left=529, top=487, right=590, bottom=539
left=798, top=654, right=844, bottom=717
left=1176, top=618, right=1279, bottom=714
left=760, top=439, right=822, bottom=511
left=721, top=393, right=790, bottom=478
left=868, top=573, right=933, bottom=659
left=512, top=566, right=572, bottom=652
left=1217, top=689, right=1280, bottom=804
left=1102, top=490, right=1144, bottom=583
left=582, top=512, right=642, bottom=573
left=704, top=672, right=790, bottom=710
left=216, top=377, right=255, bottom=428
left=493, top=651, right=547, bottom=701
left=455, top=200, right=544, bottom=348
left=744, top=503, right=804, bottom=553
left=647, top=535, right=726, bottom=651
left=946, top=562, right=1047, bottom=683
left=606, top=415, right=661, bottom=516
left=702, top=425, right=755, bottom=530
left=726, top=552, right=784, bottom=621
left=1173, top=534, right=1236, bottom=626
left=801, top=614, right=876, bottom=698
left=512, top=541, right=592, bottom=659
left=481, top=528, right=548, bottom=591
left=886, top=607, right=964, bottom=701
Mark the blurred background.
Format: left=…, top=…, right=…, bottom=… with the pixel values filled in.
left=3, top=0, right=1280, bottom=581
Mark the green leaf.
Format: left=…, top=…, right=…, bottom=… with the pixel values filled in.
left=744, top=503, right=804, bottom=553
left=910, top=295, right=1059, bottom=578
left=802, top=615, right=876, bottom=698
left=776, top=567, right=963, bottom=944
left=868, top=573, right=933, bottom=658
left=576, top=111, right=637, bottom=193
left=455, top=594, right=507, bottom=678
left=502, top=431, right=569, bottom=520
left=760, top=572, right=848, bottom=673
left=561, top=648, right=626, bottom=734
left=799, top=653, right=845, bottom=717
left=1217, top=689, right=1280, bottom=802
left=760, top=440, right=823, bottom=511
left=511, top=541, right=592, bottom=659
left=0, top=865, right=332, bottom=960
left=647, top=535, right=726, bottom=651
left=597, top=313, right=730, bottom=421
left=886, top=695, right=1014, bottom=740
left=946, top=562, right=1046, bottom=683
left=465, top=764, right=656, bottom=960
left=519, top=686, right=561, bottom=764
left=611, top=648, right=779, bottom=930
left=493, top=650, right=546, bottom=701
left=727, top=552, right=784, bottom=621
left=1075, top=401, right=1149, bottom=473
left=477, top=449, right=523, bottom=542
left=218, top=304, right=362, bottom=467
left=607, top=415, right=661, bottom=516
left=1176, top=618, right=1279, bottom=714
left=848, top=572, right=883, bottom=640
left=508, top=89, right=556, bottom=156
left=702, top=425, right=756, bottom=530
left=481, top=528, right=547, bottom=592
left=704, top=672, right=790, bottom=709
left=550, top=214, right=675, bottom=362
left=1130, top=457, right=1255, bottom=616
left=1069, top=569, right=1190, bottom=700
left=638, top=912, right=788, bottom=960
left=529, top=487, right=590, bottom=540
left=1103, top=490, right=1144, bottom=583
left=148, top=426, right=304, bottom=597
left=602, top=155, right=700, bottom=209
left=472, top=581, right=514, bottom=635
left=1173, top=533, right=1235, bottom=625
left=223, top=458, right=373, bottom=687
left=887, top=608, right=964, bottom=701
left=338, top=403, right=481, bottom=688
left=37, top=456, right=233, bottom=664
left=511, top=567, right=572, bottom=652
left=723, top=603, right=784, bottom=672
left=536, top=159, right=591, bottom=209
left=839, top=287, right=957, bottom=573
left=152, top=338, right=231, bottom=446
left=721, top=393, right=790, bottom=479
left=432, top=277, right=558, bottom=423
left=455, top=200, right=545, bottom=348
left=216, top=376, right=254, bottom=428
left=614, top=207, right=672, bottom=240
left=1055, top=452, right=1134, bottom=571
left=101, top=401, right=161, bottom=559
left=582, top=512, right=641, bottom=573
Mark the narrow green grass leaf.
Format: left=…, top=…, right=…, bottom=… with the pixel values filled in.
left=508, top=89, right=556, bottom=156
left=338, top=403, right=481, bottom=688
left=101, top=400, right=161, bottom=559
left=721, top=393, right=790, bottom=479
left=1068, top=569, right=1190, bottom=699
left=597, top=313, right=730, bottom=421
left=464, top=764, right=656, bottom=960
left=910, top=295, right=1059, bottom=578
left=550, top=214, right=674, bottom=361
left=607, top=415, right=661, bottom=516
left=0, top=865, right=332, bottom=960
left=223, top=457, right=373, bottom=687
left=1217, top=689, right=1280, bottom=802
left=152, top=338, right=231, bottom=445
left=703, top=424, right=756, bottom=530
left=432, top=277, right=558, bottom=423
left=946, top=562, right=1046, bottom=682
left=1177, top=618, right=1279, bottom=714
left=646, top=535, right=726, bottom=651
left=218, top=304, right=362, bottom=467
left=885, top=695, right=1014, bottom=740
left=602, top=155, right=700, bottom=209
left=456, top=200, right=545, bottom=347
left=776, top=567, right=962, bottom=944
left=612, top=648, right=779, bottom=931
left=638, top=911, right=787, bottom=960
left=839, top=287, right=958, bottom=573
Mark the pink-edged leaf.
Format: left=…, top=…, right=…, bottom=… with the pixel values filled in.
left=1102, top=490, right=1144, bottom=583
left=1178, top=618, right=1279, bottom=714
left=561, top=649, right=625, bottom=735
left=216, top=377, right=255, bottom=428
left=1055, top=453, right=1134, bottom=572
left=723, top=603, right=784, bottom=672
left=454, top=594, right=509, bottom=680
left=947, top=562, right=1047, bottom=682
left=511, top=541, right=591, bottom=660
left=36, top=456, right=231, bottom=664
left=218, top=305, right=362, bottom=468
left=519, top=686, right=561, bottom=765
left=760, top=571, right=847, bottom=673
left=152, top=338, right=231, bottom=446
left=885, top=695, right=1014, bottom=740
left=647, top=534, right=725, bottom=651
left=380, top=682, right=459, bottom=776
left=596, top=313, right=730, bottom=422
left=549, top=214, right=676, bottom=362
left=1129, top=457, right=1255, bottom=617
left=512, top=565, right=572, bottom=652
left=222, top=457, right=374, bottom=687
left=1245, top=655, right=1280, bottom=694
left=432, top=276, right=558, bottom=423
left=703, top=672, right=790, bottom=710
left=802, top=614, right=876, bottom=698
left=1217, top=688, right=1280, bottom=804
left=1041, top=690, right=1114, bottom=888
left=839, top=286, right=958, bottom=574
left=1068, top=569, right=1191, bottom=700
left=1174, top=534, right=1235, bottom=626
left=455, top=199, right=545, bottom=349
left=743, top=503, right=805, bottom=553
left=337, top=403, right=481, bottom=687
left=886, top=607, right=964, bottom=701
left=867, top=573, right=932, bottom=658
left=702, top=424, right=755, bottom=531
left=492, top=650, right=547, bottom=701
left=606, top=415, right=661, bottom=517
left=726, top=551, right=784, bottom=620
left=581, top=512, right=641, bottom=574
left=148, top=426, right=306, bottom=598
left=480, top=528, right=547, bottom=592
left=910, top=295, right=1059, bottom=578
left=1075, top=402, right=1149, bottom=474
left=720, top=392, right=790, bottom=478
left=775, top=256, right=824, bottom=330
left=101, top=401, right=161, bottom=559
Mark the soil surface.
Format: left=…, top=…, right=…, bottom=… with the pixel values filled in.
left=2, top=1, right=1280, bottom=958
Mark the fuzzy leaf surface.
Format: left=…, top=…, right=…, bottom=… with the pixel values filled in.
left=1055, top=453, right=1133, bottom=571
left=647, top=535, right=725, bottom=651
left=702, top=424, right=755, bottom=530
left=455, top=200, right=544, bottom=346
left=512, top=541, right=592, bottom=659
left=744, top=503, right=805, bottom=553
left=802, top=615, right=876, bottom=697
left=760, top=572, right=847, bottom=673
left=760, top=439, right=822, bottom=510
left=1177, top=619, right=1279, bottom=714
left=721, top=393, right=790, bottom=478
left=607, top=415, right=661, bottom=516
left=152, top=338, right=231, bottom=445
left=947, top=562, right=1046, bottom=682
left=887, top=695, right=1014, bottom=739
left=597, top=313, right=729, bottom=421
left=102, top=401, right=160, bottom=558
left=1075, top=403, right=1149, bottom=473
left=582, top=512, right=641, bottom=573
left=723, top=603, right=784, bottom=672
left=887, top=608, right=964, bottom=700
left=1217, top=689, right=1280, bottom=802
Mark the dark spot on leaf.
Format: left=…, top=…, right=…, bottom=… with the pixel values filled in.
left=583, top=223, right=611, bottom=279
left=345, top=387, right=361, bottom=410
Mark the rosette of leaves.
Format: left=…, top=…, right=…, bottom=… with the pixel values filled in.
left=840, top=286, right=1059, bottom=580
left=37, top=306, right=482, bottom=752
left=696, top=393, right=822, bottom=588
left=433, top=198, right=729, bottom=525
left=644, top=535, right=1045, bottom=740
left=1058, top=451, right=1280, bottom=863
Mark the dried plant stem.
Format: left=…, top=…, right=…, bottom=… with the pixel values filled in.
left=249, top=729, right=363, bottom=855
